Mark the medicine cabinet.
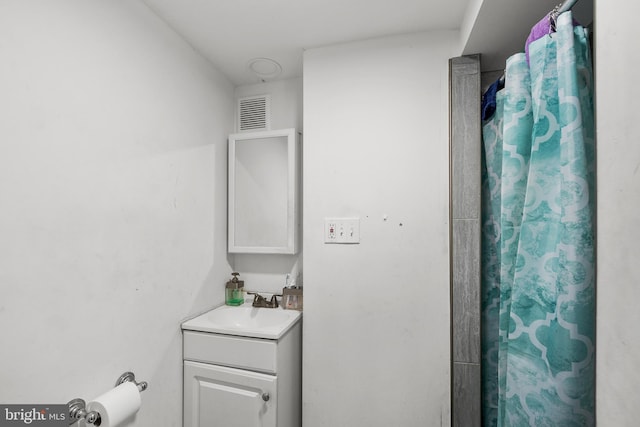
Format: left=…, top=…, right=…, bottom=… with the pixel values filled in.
left=228, top=128, right=299, bottom=254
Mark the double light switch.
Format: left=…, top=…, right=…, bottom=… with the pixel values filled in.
left=324, top=218, right=360, bottom=244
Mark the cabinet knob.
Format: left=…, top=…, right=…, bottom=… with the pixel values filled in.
left=261, top=393, right=270, bottom=402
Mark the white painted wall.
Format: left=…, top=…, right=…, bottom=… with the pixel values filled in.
left=303, top=32, right=457, bottom=426
left=0, top=1, right=234, bottom=426
left=232, top=79, right=304, bottom=295
left=595, top=0, right=640, bottom=424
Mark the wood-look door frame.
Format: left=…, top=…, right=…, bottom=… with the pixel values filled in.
left=449, top=54, right=481, bottom=427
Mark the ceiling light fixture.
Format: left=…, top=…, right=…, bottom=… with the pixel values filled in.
left=247, top=57, right=282, bottom=81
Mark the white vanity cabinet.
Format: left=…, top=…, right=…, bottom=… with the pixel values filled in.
left=183, top=361, right=277, bottom=427
left=182, top=319, right=302, bottom=427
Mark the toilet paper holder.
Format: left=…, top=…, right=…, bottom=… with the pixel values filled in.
left=68, top=371, right=148, bottom=425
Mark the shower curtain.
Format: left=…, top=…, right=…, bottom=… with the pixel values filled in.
left=481, top=12, right=595, bottom=426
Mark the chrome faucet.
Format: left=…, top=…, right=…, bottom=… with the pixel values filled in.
left=246, top=291, right=280, bottom=308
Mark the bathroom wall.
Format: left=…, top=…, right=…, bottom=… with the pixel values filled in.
left=303, top=32, right=458, bottom=426
left=0, top=1, right=234, bottom=426
left=595, top=0, right=640, bottom=424
left=231, top=78, right=304, bottom=294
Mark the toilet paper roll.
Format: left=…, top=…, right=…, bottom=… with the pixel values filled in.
left=87, top=382, right=141, bottom=427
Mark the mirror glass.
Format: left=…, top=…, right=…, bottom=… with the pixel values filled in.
left=228, top=129, right=298, bottom=254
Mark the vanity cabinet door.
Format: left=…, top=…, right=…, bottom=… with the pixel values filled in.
left=184, top=360, right=277, bottom=427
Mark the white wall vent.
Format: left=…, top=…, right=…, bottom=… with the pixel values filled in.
left=237, top=95, right=271, bottom=132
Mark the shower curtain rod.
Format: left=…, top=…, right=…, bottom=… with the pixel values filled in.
left=494, top=0, right=581, bottom=87
left=550, top=0, right=579, bottom=31
left=557, top=0, right=579, bottom=15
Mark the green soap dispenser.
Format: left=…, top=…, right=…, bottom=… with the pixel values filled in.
left=225, top=272, right=245, bottom=306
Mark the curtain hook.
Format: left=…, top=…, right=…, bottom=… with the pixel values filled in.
left=549, top=3, right=561, bottom=34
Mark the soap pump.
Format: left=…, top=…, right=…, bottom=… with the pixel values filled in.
left=225, top=272, right=245, bottom=306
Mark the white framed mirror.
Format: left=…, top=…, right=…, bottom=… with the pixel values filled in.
left=228, top=128, right=299, bottom=254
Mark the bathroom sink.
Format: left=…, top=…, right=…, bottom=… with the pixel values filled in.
left=181, top=303, right=302, bottom=339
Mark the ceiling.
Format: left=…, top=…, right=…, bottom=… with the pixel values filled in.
left=141, top=0, right=472, bottom=86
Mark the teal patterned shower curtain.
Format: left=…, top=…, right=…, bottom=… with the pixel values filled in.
left=481, top=12, right=595, bottom=426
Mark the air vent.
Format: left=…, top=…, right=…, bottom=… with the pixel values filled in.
left=237, top=95, right=271, bottom=132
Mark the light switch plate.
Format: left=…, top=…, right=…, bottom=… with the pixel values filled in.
left=324, top=218, right=360, bottom=244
